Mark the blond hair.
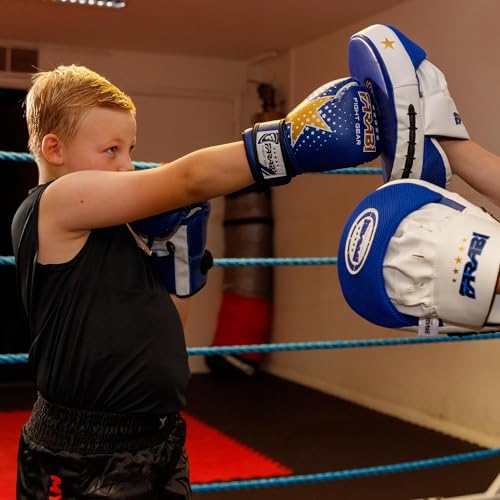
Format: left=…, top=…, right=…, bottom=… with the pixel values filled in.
left=25, top=65, right=136, bottom=159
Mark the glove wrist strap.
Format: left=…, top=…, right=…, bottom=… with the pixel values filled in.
left=242, top=119, right=293, bottom=186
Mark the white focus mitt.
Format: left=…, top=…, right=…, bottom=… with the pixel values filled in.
left=348, top=24, right=469, bottom=188
left=338, top=179, right=500, bottom=335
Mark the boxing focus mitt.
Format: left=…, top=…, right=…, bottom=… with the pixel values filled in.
left=338, top=179, right=500, bottom=335
left=348, top=24, right=469, bottom=187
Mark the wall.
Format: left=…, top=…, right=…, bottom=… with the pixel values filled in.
left=265, top=0, right=500, bottom=447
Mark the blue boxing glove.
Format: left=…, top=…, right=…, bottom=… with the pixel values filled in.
left=348, top=24, right=469, bottom=187
left=131, top=206, right=190, bottom=245
left=130, top=202, right=213, bottom=297
left=243, top=77, right=381, bottom=186
left=158, top=202, right=213, bottom=297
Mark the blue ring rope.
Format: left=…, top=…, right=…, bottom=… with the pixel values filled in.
left=1, top=256, right=337, bottom=267
left=2, top=332, right=500, bottom=365
left=0, top=150, right=382, bottom=175
left=1, top=346, right=498, bottom=491
left=191, top=447, right=500, bottom=492
left=214, top=257, right=337, bottom=266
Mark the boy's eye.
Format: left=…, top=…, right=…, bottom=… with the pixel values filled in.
left=107, top=146, right=118, bottom=154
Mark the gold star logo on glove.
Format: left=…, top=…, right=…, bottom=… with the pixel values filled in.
left=285, top=96, right=335, bottom=147
left=452, top=239, right=467, bottom=283
left=381, top=37, right=395, bottom=49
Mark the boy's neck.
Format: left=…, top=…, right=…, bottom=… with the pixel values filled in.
left=37, top=162, right=59, bottom=185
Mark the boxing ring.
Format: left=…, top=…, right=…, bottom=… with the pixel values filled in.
left=2, top=150, right=500, bottom=499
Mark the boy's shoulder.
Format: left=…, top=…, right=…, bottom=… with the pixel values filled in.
left=11, top=183, right=50, bottom=255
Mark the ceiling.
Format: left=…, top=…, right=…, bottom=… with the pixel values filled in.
left=3, top=0, right=407, bottom=61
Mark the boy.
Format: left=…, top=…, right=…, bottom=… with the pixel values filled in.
left=12, top=65, right=379, bottom=498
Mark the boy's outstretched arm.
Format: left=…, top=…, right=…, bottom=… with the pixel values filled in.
left=42, top=77, right=381, bottom=233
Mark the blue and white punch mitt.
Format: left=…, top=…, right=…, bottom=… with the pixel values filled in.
left=348, top=24, right=469, bottom=187
left=338, top=179, right=500, bottom=335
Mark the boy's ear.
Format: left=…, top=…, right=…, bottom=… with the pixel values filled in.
left=41, top=134, right=64, bottom=166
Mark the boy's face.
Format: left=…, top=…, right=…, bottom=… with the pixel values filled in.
left=62, top=106, right=137, bottom=173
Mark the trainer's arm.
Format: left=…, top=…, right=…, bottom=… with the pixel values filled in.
left=439, top=138, right=500, bottom=295
left=440, top=139, right=500, bottom=207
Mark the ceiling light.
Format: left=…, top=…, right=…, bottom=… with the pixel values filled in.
left=50, top=0, right=127, bottom=8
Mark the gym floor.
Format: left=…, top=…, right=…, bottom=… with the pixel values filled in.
left=186, top=372, right=500, bottom=500
left=2, top=371, right=500, bottom=500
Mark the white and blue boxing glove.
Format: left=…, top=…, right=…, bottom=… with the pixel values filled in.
left=243, top=77, right=381, bottom=186
left=348, top=24, right=469, bottom=187
left=130, top=202, right=213, bottom=297
left=338, top=179, right=500, bottom=336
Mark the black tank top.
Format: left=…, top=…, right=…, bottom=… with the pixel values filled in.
left=11, top=184, right=190, bottom=415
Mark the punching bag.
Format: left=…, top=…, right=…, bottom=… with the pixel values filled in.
left=207, top=83, right=283, bottom=376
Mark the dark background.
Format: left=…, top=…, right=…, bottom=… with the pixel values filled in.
left=0, top=87, right=38, bottom=381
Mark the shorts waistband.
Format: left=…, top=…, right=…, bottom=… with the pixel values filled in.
left=24, top=393, right=183, bottom=454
